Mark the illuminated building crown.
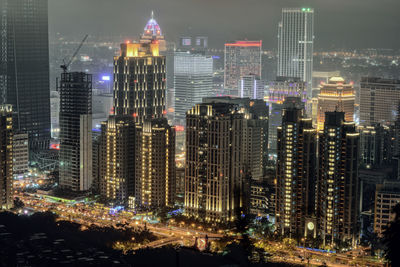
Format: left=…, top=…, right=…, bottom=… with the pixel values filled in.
left=144, top=11, right=162, bottom=36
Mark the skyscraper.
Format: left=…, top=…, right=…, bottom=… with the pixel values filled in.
left=0, top=0, right=51, bottom=150
left=317, top=77, right=355, bottom=131
left=317, top=112, right=360, bottom=246
left=113, top=41, right=166, bottom=123
left=275, top=99, right=317, bottom=237
left=59, top=72, right=92, bottom=192
left=174, top=51, right=213, bottom=126
left=224, top=41, right=262, bottom=91
left=360, top=77, right=400, bottom=126
left=239, top=75, right=265, bottom=99
left=0, top=105, right=13, bottom=210
left=100, top=115, right=135, bottom=207
left=135, top=118, right=175, bottom=208
left=184, top=102, right=245, bottom=222
left=277, top=8, right=314, bottom=97
left=267, top=77, right=307, bottom=104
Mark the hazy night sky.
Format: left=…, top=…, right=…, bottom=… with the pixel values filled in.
left=49, top=0, right=400, bottom=50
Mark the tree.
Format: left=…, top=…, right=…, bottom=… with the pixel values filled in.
left=382, top=203, right=400, bottom=266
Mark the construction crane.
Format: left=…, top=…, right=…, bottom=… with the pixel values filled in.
left=60, top=34, right=89, bottom=72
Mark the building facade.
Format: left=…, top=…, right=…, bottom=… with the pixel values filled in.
left=239, top=75, right=265, bottom=100
left=174, top=52, right=213, bottom=126
left=0, top=105, right=13, bottom=210
left=360, top=77, right=400, bottom=126
left=277, top=8, right=314, bottom=97
left=184, top=102, right=245, bottom=222
left=267, top=77, right=307, bottom=104
left=113, top=41, right=166, bottom=123
left=0, top=0, right=51, bottom=150
left=59, top=72, right=92, bottom=192
left=135, top=118, right=175, bottom=209
left=317, top=112, right=360, bottom=246
left=374, top=181, right=400, bottom=236
left=275, top=101, right=317, bottom=237
left=224, top=41, right=262, bottom=91
left=317, top=77, right=355, bottom=131
left=12, top=132, right=28, bottom=175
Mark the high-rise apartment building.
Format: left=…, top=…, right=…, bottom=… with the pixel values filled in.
left=100, top=116, right=135, bottom=207
left=174, top=52, right=213, bottom=126
left=224, top=41, right=262, bottom=91
left=113, top=41, right=166, bottom=123
left=275, top=100, right=317, bottom=237
left=59, top=72, right=92, bottom=192
left=239, top=75, right=265, bottom=99
left=374, top=181, right=400, bottom=236
left=277, top=8, right=314, bottom=97
left=317, top=77, right=355, bottom=131
left=0, top=105, right=13, bottom=210
left=184, top=102, right=245, bottom=222
left=360, top=77, right=400, bottom=126
left=12, top=132, right=28, bottom=176
left=317, top=112, right=360, bottom=245
left=0, top=0, right=51, bottom=150
left=135, top=118, right=175, bottom=209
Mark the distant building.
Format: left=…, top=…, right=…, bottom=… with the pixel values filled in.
left=317, top=112, right=360, bottom=246
left=360, top=77, right=400, bottom=126
left=224, top=41, right=262, bottom=91
left=374, top=181, right=400, bottom=236
left=184, top=102, right=245, bottom=222
left=100, top=116, right=135, bottom=207
left=267, top=77, right=307, bottom=104
left=239, top=75, right=265, bottom=99
left=135, top=118, right=175, bottom=209
left=174, top=52, right=213, bottom=126
left=59, top=72, right=92, bottom=192
left=317, top=77, right=355, bottom=131
left=113, top=41, right=166, bottom=123
left=0, top=105, right=13, bottom=210
left=13, top=132, right=28, bottom=176
left=277, top=8, right=314, bottom=97
left=178, top=36, right=208, bottom=52
left=50, top=91, right=60, bottom=138
left=0, top=0, right=51, bottom=150
left=275, top=100, right=317, bottom=237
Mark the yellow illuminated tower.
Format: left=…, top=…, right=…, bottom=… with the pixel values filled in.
left=317, top=77, right=355, bottom=130
left=113, top=41, right=166, bottom=123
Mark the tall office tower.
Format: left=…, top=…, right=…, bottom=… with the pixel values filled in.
left=174, top=52, right=213, bottom=126
left=0, top=0, right=51, bottom=150
left=275, top=100, right=316, bottom=237
left=135, top=118, right=175, bottom=208
left=359, top=124, right=394, bottom=169
left=267, top=77, right=307, bottom=104
left=268, top=97, right=304, bottom=155
left=140, top=11, right=166, bottom=52
left=59, top=72, right=92, bottom=192
left=238, top=75, right=265, bottom=99
left=12, top=132, right=28, bottom=175
left=317, top=112, right=360, bottom=246
left=277, top=8, right=314, bottom=97
left=99, top=116, right=135, bottom=207
left=360, top=77, right=400, bottom=126
left=203, top=96, right=269, bottom=177
left=184, top=102, right=245, bottom=222
left=0, top=105, right=13, bottom=210
left=317, top=77, right=355, bottom=131
left=374, top=181, right=400, bottom=236
left=113, top=41, right=166, bottom=123
left=224, top=41, right=262, bottom=91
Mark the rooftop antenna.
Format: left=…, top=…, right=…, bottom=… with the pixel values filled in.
left=151, top=10, right=154, bottom=20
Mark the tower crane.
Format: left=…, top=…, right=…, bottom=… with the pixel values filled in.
left=60, top=34, right=89, bottom=72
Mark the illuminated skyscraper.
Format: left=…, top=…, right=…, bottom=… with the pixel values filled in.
left=360, top=77, right=400, bottom=126
left=184, top=102, right=245, bottom=222
left=174, top=52, right=213, bottom=126
left=317, top=77, right=355, bottom=130
left=59, top=72, right=92, bottom=192
left=275, top=99, right=317, bottom=237
left=0, top=0, right=51, bottom=150
left=317, top=112, right=360, bottom=246
left=135, top=118, right=175, bottom=208
left=99, top=115, right=135, bottom=206
left=113, top=41, right=166, bottom=123
left=277, top=8, right=314, bottom=97
left=224, top=41, right=262, bottom=91
left=0, top=105, right=13, bottom=210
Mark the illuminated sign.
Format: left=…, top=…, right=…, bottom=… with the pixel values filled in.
left=102, top=75, right=111, bottom=81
